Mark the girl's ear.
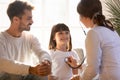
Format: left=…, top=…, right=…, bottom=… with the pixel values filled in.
left=53, top=37, right=56, bottom=40
left=53, top=35, right=56, bottom=40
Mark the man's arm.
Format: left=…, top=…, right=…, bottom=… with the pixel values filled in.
left=31, top=35, right=51, bottom=63
left=30, top=35, right=52, bottom=76
left=0, top=58, right=29, bottom=75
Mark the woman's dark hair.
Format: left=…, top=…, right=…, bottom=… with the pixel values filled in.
left=77, top=0, right=114, bottom=31
left=7, top=0, right=34, bottom=21
left=49, top=23, right=72, bottom=51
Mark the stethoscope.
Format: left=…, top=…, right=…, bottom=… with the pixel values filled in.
left=64, top=57, right=86, bottom=69
left=64, top=22, right=86, bottom=69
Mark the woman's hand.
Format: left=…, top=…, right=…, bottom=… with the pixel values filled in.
left=48, top=74, right=58, bottom=80
left=71, top=75, right=80, bottom=80
left=66, top=56, right=84, bottom=69
left=66, top=56, right=78, bottom=67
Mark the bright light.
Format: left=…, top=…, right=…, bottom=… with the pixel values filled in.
left=0, top=0, right=86, bottom=50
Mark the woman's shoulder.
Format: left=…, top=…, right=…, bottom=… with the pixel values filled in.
left=93, top=26, right=112, bottom=32
left=88, top=26, right=107, bottom=36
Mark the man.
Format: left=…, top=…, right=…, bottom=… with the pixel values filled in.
left=0, top=1, right=51, bottom=80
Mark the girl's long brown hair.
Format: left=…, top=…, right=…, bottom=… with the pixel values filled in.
left=49, top=23, right=72, bottom=51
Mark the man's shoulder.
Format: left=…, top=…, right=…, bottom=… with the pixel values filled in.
left=23, top=31, right=33, bottom=35
left=0, top=31, right=7, bottom=43
left=22, top=31, right=39, bottom=41
left=22, top=31, right=35, bottom=38
left=0, top=31, right=5, bottom=38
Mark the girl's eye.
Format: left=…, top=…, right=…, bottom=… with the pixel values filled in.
left=59, top=32, right=63, bottom=34
left=65, top=31, right=69, bottom=34
left=58, top=31, right=69, bottom=35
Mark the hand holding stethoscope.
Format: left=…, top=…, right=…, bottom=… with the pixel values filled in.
left=64, top=56, right=86, bottom=69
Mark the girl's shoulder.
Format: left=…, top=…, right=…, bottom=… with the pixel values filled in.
left=69, top=50, right=80, bottom=61
left=69, top=50, right=76, bottom=54
left=49, top=49, right=60, bottom=55
left=49, top=50, right=55, bottom=54
left=69, top=50, right=79, bottom=57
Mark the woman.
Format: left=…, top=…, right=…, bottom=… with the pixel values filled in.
left=69, top=0, right=120, bottom=80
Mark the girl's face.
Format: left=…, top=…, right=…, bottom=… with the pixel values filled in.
left=80, top=15, right=94, bottom=28
left=54, top=31, right=70, bottom=46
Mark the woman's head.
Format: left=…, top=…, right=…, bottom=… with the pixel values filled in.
left=77, top=0, right=114, bottom=30
left=77, top=0, right=102, bottom=19
left=49, top=23, right=72, bottom=51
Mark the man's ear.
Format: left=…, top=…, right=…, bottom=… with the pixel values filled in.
left=13, top=16, right=20, bottom=23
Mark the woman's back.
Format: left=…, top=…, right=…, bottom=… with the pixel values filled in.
left=91, top=26, right=120, bottom=80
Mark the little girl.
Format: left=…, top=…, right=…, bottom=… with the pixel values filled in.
left=48, top=23, right=80, bottom=80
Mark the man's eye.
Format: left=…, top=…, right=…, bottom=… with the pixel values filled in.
left=27, top=18, right=31, bottom=20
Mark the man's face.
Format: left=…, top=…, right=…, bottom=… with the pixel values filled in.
left=18, top=9, right=33, bottom=31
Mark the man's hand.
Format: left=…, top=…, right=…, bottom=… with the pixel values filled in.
left=29, top=60, right=51, bottom=76
left=38, top=60, right=51, bottom=76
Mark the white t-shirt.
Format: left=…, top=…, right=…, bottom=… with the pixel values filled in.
left=0, top=31, right=51, bottom=75
left=82, top=26, right=120, bottom=80
left=49, top=50, right=80, bottom=80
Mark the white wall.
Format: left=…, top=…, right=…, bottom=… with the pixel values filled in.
left=0, top=0, right=86, bottom=52
left=0, top=0, right=109, bottom=53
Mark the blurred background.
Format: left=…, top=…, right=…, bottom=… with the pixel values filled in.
left=0, top=0, right=108, bottom=52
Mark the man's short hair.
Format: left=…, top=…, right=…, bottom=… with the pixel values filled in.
left=7, top=0, right=34, bottom=20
